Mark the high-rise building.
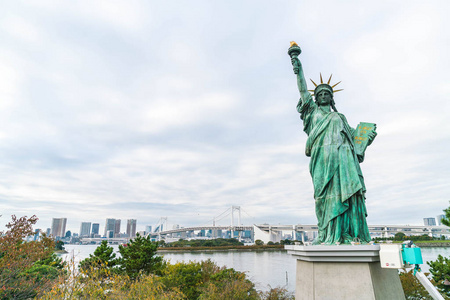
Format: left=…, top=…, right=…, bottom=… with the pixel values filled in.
left=424, top=217, right=436, bottom=226
left=51, top=218, right=67, bottom=238
left=127, top=219, right=137, bottom=238
left=145, top=225, right=152, bottom=234
left=114, top=219, right=121, bottom=237
left=437, top=215, right=445, bottom=226
left=104, top=218, right=121, bottom=237
left=92, top=223, right=100, bottom=235
left=80, top=222, right=91, bottom=237
left=104, top=218, right=116, bottom=237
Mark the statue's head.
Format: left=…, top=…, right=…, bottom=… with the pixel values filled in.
left=314, top=84, right=333, bottom=97
left=309, top=75, right=342, bottom=112
left=314, top=85, right=333, bottom=107
left=314, top=83, right=333, bottom=103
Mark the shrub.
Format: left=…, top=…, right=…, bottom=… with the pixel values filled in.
left=161, top=261, right=204, bottom=299
left=126, top=274, right=186, bottom=299
left=42, top=260, right=128, bottom=299
left=259, top=286, right=295, bottom=300
left=199, top=266, right=259, bottom=300
left=399, top=269, right=432, bottom=299
left=161, top=259, right=259, bottom=300
left=55, top=240, right=65, bottom=250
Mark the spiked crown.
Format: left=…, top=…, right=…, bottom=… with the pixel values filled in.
left=309, top=73, right=343, bottom=97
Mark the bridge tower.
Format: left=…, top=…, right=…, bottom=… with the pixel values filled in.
left=231, top=205, right=241, bottom=226
left=230, top=206, right=243, bottom=241
left=154, top=217, right=168, bottom=233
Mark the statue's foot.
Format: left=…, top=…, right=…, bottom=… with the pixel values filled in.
left=312, top=238, right=321, bottom=245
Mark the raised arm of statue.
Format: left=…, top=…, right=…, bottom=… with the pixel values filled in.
left=291, top=57, right=310, bottom=101
left=288, top=42, right=314, bottom=114
left=291, top=56, right=310, bottom=102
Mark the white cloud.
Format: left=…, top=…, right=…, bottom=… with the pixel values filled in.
left=1, top=14, right=43, bottom=44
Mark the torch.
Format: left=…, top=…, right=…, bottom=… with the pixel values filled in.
left=288, top=41, right=301, bottom=74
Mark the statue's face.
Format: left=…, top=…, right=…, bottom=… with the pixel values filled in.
left=316, top=90, right=332, bottom=106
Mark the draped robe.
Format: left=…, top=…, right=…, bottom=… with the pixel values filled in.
left=297, top=93, right=371, bottom=244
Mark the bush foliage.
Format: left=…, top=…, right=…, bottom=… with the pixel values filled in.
left=399, top=269, right=433, bottom=300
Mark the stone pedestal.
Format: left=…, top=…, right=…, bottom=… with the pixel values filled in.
left=285, top=245, right=405, bottom=300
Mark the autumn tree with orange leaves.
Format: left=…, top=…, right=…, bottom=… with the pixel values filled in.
left=0, top=215, right=63, bottom=299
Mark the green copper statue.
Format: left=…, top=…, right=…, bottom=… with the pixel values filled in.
left=288, top=42, right=377, bottom=245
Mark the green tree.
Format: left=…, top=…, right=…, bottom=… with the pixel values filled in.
left=442, top=205, right=450, bottom=227
left=55, top=240, right=65, bottom=251
left=79, top=240, right=118, bottom=272
left=428, top=254, right=450, bottom=297
left=255, top=240, right=264, bottom=246
left=118, top=234, right=164, bottom=280
left=395, top=232, right=406, bottom=241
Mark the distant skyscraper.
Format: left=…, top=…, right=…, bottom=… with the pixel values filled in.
left=114, top=219, right=121, bottom=237
left=424, top=217, right=437, bottom=226
left=437, top=215, right=445, bottom=226
left=51, top=218, right=67, bottom=238
left=80, top=222, right=91, bottom=237
left=46, top=228, right=51, bottom=236
left=127, top=219, right=137, bottom=238
left=104, top=218, right=116, bottom=237
left=92, top=223, right=100, bottom=235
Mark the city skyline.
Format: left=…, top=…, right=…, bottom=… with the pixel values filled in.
left=1, top=1, right=450, bottom=232
left=44, top=212, right=450, bottom=237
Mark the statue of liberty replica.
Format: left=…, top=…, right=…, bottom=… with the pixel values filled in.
left=288, top=42, right=377, bottom=245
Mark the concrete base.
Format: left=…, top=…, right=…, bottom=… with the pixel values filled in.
left=286, top=245, right=405, bottom=300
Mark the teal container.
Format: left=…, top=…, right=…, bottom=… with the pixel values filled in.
left=402, top=247, right=423, bottom=265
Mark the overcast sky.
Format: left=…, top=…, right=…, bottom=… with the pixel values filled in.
left=1, top=1, right=449, bottom=234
